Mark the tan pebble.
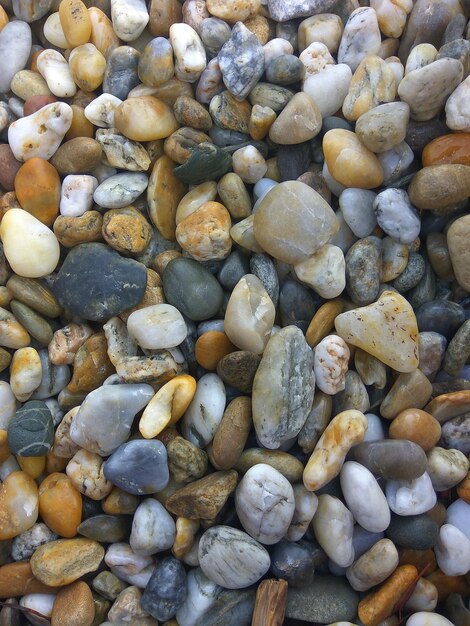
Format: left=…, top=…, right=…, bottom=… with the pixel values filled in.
left=53, top=407, right=81, bottom=459
left=217, top=172, right=252, bottom=220
left=380, top=369, right=433, bottom=419
left=408, top=165, right=470, bottom=211
left=175, top=180, right=217, bottom=225
left=343, top=56, right=397, bottom=121
left=244, top=14, right=270, bottom=45
left=51, top=581, right=95, bottom=626
left=298, top=13, right=343, bottom=53
left=323, top=129, right=384, bottom=189
left=164, top=126, right=211, bottom=164
left=195, top=331, right=235, bottom=370
left=65, top=105, right=94, bottom=141
left=31, top=538, right=105, bottom=587
left=176, top=201, right=232, bottom=261
left=371, top=0, right=412, bottom=38
left=11, top=70, right=52, bottom=100
left=88, top=7, right=119, bottom=58
left=139, top=374, right=197, bottom=439
left=269, top=92, right=322, bottom=145
left=0, top=429, right=10, bottom=463
left=14, top=157, right=60, bottom=227
left=149, top=0, right=182, bottom=37
left=306, top=299, right=345, bottom=348
left=0, top=471, right=38, bottom=540
left=172, top=517, right=199, bottom=559
left=389, top=408, right=441, bottom=451
left=173, top=95, right=212, bottom=131
left=151, top=250, right=181, bottom=275
left=354, top=349, right=387, bottom=389
left=447, top=214, right=470, bottom=291
left=50, top=137, right=102, bottom=176
left=59, top=0, right=92, bottom=47
left=102, top=206, right=152, bottom=255
left=230, top=214, right=263, bottom=252
left=0, top=347, right=11, bottom=373
left=10, top=347, right=42, bottom=402
left=6, top=275, right=62, bottom=318
left=211, top=396, right=252, bottom=470
left=424, top=390, right=470, bottom=424
left=102, top=487, right=139, bottom=515
left=115, top=95, right=179, bottom=142
left=0, top=561, right=56, bottom=597
left=0, top=307, right=30, bottom=350
left=53, top=211, right=104, bottom=248
left=67, top=333, right=114, bottom=394
left=335, top=290, right=419, bottom=373
left=68, top=43, right=106, bottom=92
left=66, top=449, right=113, bottom=500
left=39, top=472, right=82, bottom=538
left=206, top=0, right=252, bottom=21
left=130, top=77, right=194, bottom=107
left=48, top=323, right=93, bottom=366
left=381, top=237, right=409, bottom=282
left=147, top=154, right=187, bottom=241
left=46, top=449, right=69, bottom=473
left=210, top=91, right=251, bottom=134
left=303, top=410, right=367, bottom=491
left=249, top=104, right=276, bottom=140
left=17, top=456, right=46, bottom=479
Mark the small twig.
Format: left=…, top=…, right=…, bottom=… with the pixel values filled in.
left=252, top=579, right=288, bottom=626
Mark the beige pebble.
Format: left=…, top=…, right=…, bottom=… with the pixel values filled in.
left=10, top=347, right=42, bottom=402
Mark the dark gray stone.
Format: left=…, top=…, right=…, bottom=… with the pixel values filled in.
left=279, top=279, right=318, bottom=328
left=163, top=257, right=224, bottom=321
left=52, top=243, right=147, bottom=322
left=406, top=256, right=436, bottom=309
left=142, top=557, right=187, bottom=621
left=352, top=439, right=428, bottom=481
left=271, top=539, right=316, bottom=587
left=266, top=54, right=305, bottom=85
left=416, top=299, right=465, bottom=340
left=386, top=514, right=439, bottom=550
left=218, top=250, right=250, bottom=291
left=103, top=440, right=169, bottom=495
left=345, top=236, right=381, bottom=305
left=250, top=253, right=279, bottom=306
left=444, top=320, right=470, bottom=376
left=285, top=575, right=359, bottom=623
left=77, top=515, right=132, bottom=543
left=7, top=401, right=53, bottom=457
left=405, top=118, right=448, bottom=154
left=218, top=22, right=264, bottom=101
left=249, top=82, right=294, bottom=112
left=209, top=127, right=250, bottom=147
left=200, top=17, right=232, bottom=56
left=393, top=253, right=426, bottom=293
left=277, top=143, right=311, bottom=181
left=103, top=46, right=141, bottom=100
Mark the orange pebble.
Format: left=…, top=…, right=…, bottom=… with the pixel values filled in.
left=14, top=157, right=60, bottom=227
left=65, top=104, right=94, bottom=140
left=422, top=133, right=470, bottom=167
left=0, top=5, right=9, bottom=31
left=389, top=408, right=441, bottom=451
left=23, top=95, right=57, bottom=117
left=0, top=429, right=10, bottom=463
left=18, top=456, right=46, bottom=479
left=39, top=472, right=82, bottom=538
left=427, top=568, right=470, bottom=602
left=30, top=49, right=44, bottom=73
left=358, top=565, right=418, bottom=626
left=195, top=331, right=235, bottom=370
left=457, top=470, right=470, bottom=504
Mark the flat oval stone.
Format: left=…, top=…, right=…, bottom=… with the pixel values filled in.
left=163, top=257, right=224, bottom=321
left=93, top=172, right=148, bottom=209
left=340, top=461, right=390, bottom=533
left=141, top=556, right=187, bottom=621
left=235, top=449, right=303, bottom=483
left=345, top=236, right=381, bottom=305
left=78, top=515, right=131, bottom=543
left=103, top=439, right=169, bottom=495
left=127, top=304, right=187, bottom=350
left=252, top=325, right=314, bottom=449
left=386, top=513, right=439, bottom=550
left=198, top=525, right=270, bottom=589
left=235, top=464, right=295, bottom=545
left=270, top=539, right=317, bottom=587
left=0, top=22, right=32, bottom=94
left=52, top=243, right=147, bottom=322
left=181, top=373, right=225, bottom=448
left=8, top=401, right=53, bottom=457
left=103, top=46, right=140, bottom=100
left=352, top=440, right=428, bottom=481
left=129, top=498, right=175, bottom=556
left=416, top=300, right=465, bottom=340
left=447, top=214, right=470, bottom=292
left=253, top=180, right=338, bottom=265
left=389, top=409, right=441, bottom=452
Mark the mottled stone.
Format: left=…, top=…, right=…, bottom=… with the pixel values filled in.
left=104, top=440, right=169, bottom=495
left=285, top=575, right=359, bottom=623
left=8, top=401, right=53, bottom=457
left=345, top=236, right=381, bottom=305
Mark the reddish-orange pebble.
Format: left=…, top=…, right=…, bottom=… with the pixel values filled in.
left=14, top=157, right=60, bottom=227
left=23, top=95, right=57, bottom=116
left=195, top=331, right=236, bottom=370
left=422, top=133, right=470, bottom=167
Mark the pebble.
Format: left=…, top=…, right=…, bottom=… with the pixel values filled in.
left=218, top=22, right=264, bottom=100
left=340, top=461, right=390, bottom=533
left=252, top=325, right=314, bottom=449
left=130, top=498, right=175, bottom=555
left=447, top=214, right=470, bottom=291
left=338, top=7, right=382, bottom=72
left=181, top=373, right=225, bottom=447
left=111, top=0, right=149, bottom=41
left=356, top=102, right=410, bottom=153
left=170, top=23, right=206, bottom=83
left=38, top=472, right=82, bottom=538
left=339, top=189, right=377, bottom=238
left=389, top=408, right=441, bottom=451
left=303, top=63, right=352, bottom=119
left=345, top=237, right=381, bottom=305
left=407, top=613, right=454, bottom=626
left=408, top=164, right=470, bottom=212
left=50, top=581, right=95, bottom=626
left=435, top=523, right=470, bottom=576
left=380, top=369, right=433, bottom=419
left=346, top=539, right=399, bottom=592
left=0, top=21, right=31, bottom=94
left=93, top=172, right=148, bottom=209
left=386, top=472, right=437, bottom=516
left=440, top=416, right=470, bottom=456
left=198, top=525, right=270, bottom=589
left=78, top=514, right=130, bottom=544
left=313, top=334, right=349, bottom=395
left=141, top=557, right=187, bottom=621
left=176, top=568, right=221, bottom=626
left=8, top=401, right=53, bottom=457
left=285, top=575, right=359, bottom=623
left=416, top=299, right=465, bottom=340
left=353, top=440, right=427, bottom=481
left=104, top=543, right=154, bottom=587
left=216, top=350, right=260, bottom=394
left=373, top=189, right=420, bottom=245
left=53, top=243, right=147, bottom=322
left=386, top=513, right=439, bottom=551
left=115, top=95, right=178, bottom=141
left=313, top=494, right=354, bottom=566
left=427, top=447, right=469, bottom=491
left=0, top=474, right=38, bottom=541
left=11, top=523, right=58, bottom=561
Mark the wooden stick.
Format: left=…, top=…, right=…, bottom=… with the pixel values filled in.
left=252, top=579, right=288, bottom=626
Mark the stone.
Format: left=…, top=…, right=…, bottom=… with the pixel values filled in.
left=50, top=137, right=102, bottom=176
left=51, top=581, right=95, bottom=626
left=130, top=498, right=176, bottom=556
left=390, top=409, right=441, bottom=451
left=115, top=96, right=178, bottom=141
left=232, top=145, right=267, bottom=184
left=167, top=435, right=208, bottom=484
left=68, top=44, right=107, bottom=93
left=339, top=189, right=377, bottom=238
left=52, top=243, right=147, bottom=322
left=285, top=575, right=359, bottom=623
left=103, top=439, right=169, bottom=495
left=313, top=335, right=349, bottom=395
left=127, top=304, right=187, bottom=351
left=422, top=133, right=470, bottom=167
left=407, top=613, right=454, bottom=626
left=338, top=7, right=382, bottom=72
left=176, top=567, right=221, bottom=626
left=218, top=22, right=264, bottom=101
left=249, top=83, right=293, bottom=112
left=166, top=470, right=237, bottom=520
left=1, top=209, right=60, bottom=279
left=323, top=129, right=384, bottom=189
left=174, top=143, right=232, bottom=185
left=444, top=320, right=470, bottom=376
left=416, top=300, right=465, bottom=340
left=192, top=589, right=255, bottom=625
left=141, top=557, right=186, bottom=621
left=9, top=347, right=42, bottom=402
left=104, top=543, right=154, bottom=587
left=92, top=571, right=127, bottom=600
left=0, top=145, right=22, bottom=192
left=14, top=157, right=60, bottom=227
left=408, top=164, right=470, bottom=211
left=303, top=410, right=367, bottom=491
left=36, top=49, right=76, bottom=98
left=93, top=173, right=148, bottom=210
left=209, top=91, right=251, bottom=134
left=419, top=331, right=447, bottom=378
left=176, top=202, right=231, bottom=261
left=235, top=449, right=303, bottom=483
left=446, top=75, right=470, bottom=131
left=103, top=46, right=140, bottom=100
left=347, top=539, right=399, bottom=592
left=38, top=472, right=82, bottom=538
left=267, top=0, right=336, bottom=21
left=224, top=275, right=275, bottom=355
left=380, top=369, right=433, bottom=420
left=169, top=23, right=206, bottom=83
left=386, top=472, right=437, bottom=516
left=235, top=464, right=294, bottom=544
left=0, top=308, right=30, bottom=350
left=174, top=96, right=213, bottom=132
left=345, top=237, right=381, bottom=305
left=102, top=206, right=152, bottom=255
left=286, top=485, right=318, bottom=542
left=252, top=325, right=314, bottom=449
left=353, top=439, right=428, bottom=482
left=302, top=63, right=352, bottom=119
left=7, top=401, right=53, bottom=457
left=342, top=56, right=397, bottom=122
left=216, top=350, right=260, bottom=394
left=70, top=384, right=153, bottom=456
left=66, top=449, right=112, bottom=500
left=176, top=181, right=218, bottom=225
left=11, top=523, right=57, bottom=562
left=111, top=0, right=149, bottom=41
left=84, top=94, right=123, bottom=128
left=386, top=513, right=439, bottom=550
left=30, top=538, right=105, bottom=587
left=147, top=155, right=187, bottom=241
left=198, top=525, right=270, bottom=589
left=335, top=290, right=419, bottom=373
left=78, top=514, right=131, bottom=543
left=398, top=58, right=464, bottom=121
left=435, top=524, right=470, bottom=576
left=49, top=324, right=93, bottom=366
left=0, top=471, right=38, bottom=540
left=0, top=21, right=31, bottom=94
left=181, top=373, right=226, bottom=448
left=60, top=175, right=98, bottom=218
left=373, top=189, right=420, bottom=245
left=393, top=253, right=426, bottom=292
left=427, top=447, right=469, bottom=491
left=340, top=461, right=390, bottom=533
left=96, top=129, right=150, bottom=172
left=447, top=215, right=470, bottom=291
left=253, top=181, right=338, bottom=264
left=269, top=93, right=321, bottom=145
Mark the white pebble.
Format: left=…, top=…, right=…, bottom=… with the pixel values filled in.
left=340, top=461, right=390, bottom=533
left=127, top=304, right=187, bottom=350
left=313, top=335, right=350, bottom=395
left=60, top=175, right=98, bottom=217
left=386, top=472, right=437, bottom=516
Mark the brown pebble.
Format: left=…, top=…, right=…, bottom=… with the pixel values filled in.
left=0, top=145, right=21, bottom=191
left=424, top=390, right=470, bottom=423
left=398, top=548, right=437, bottom=573
left=426, top=569, right=470, bottom=602
left=23, top=94, right=57, bottom=116
left=102, top=487, right=139, bottom=515
left=50, top=138, right=103, bottom=175
left=0, top=561, right=57, bottom=597
left=14, top=157, right=61, bottom=227
left=65, top=104, right=94, bottom=141
left=389, top=408, right=442, bottom=451
left=216, top=350, right=261, bottom=393
left=51, top=581, right=95, bottom=626
left=379, top=369, right=433, bottom=420
left=173, top=96, right=213, bottom=131
left=67, top=332, right=114, bottom=394
left=235, top=448, right=304, bottom=483
left=306, top=299, right=344, bottom=348
left=195, top=331, right=235, bottom=370
left=210, top=396, right=252, bottom=470
left=102, top=206, right=153, bottom=255
left=54, top=211, right=104, bottom=248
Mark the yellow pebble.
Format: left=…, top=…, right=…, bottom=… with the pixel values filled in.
left=59, top=0, right=92, bottom=47
left=18, top=455, right=46, bottom=479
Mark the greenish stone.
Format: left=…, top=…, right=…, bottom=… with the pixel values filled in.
left=0, top=347, right=11, bottom=373
left=392, top=253, right=426, bottom=293
left=77, top=514, right=132, bottom=543
left=444, top=319, right=470, bottom=376
left=91, top=592, right=111, bottom=626
left=0, top=539, right=12, bottom=566
left=10, top=300, right=53, bottom=346
left=163, top=257, right=224, bottom=321
left=6, top=275, right=62, bottom=318
left=173, top=142, right=232, bottom=185
left=92, top=571, right=127, bottom=601
left=386, top=513, right=439, bottom=550
left=194, top=589, right=256, bottom=626
left=7, top=401, right=54, bottom=457
left=285, top=575, right=359, bottom=623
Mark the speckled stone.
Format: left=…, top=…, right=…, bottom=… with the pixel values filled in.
left=353, top=440, right=428, bottom=481
left=216, top=351, right=261, bottom=394
left=52, top=243, right=147, bottom=322
left=441, top=416, right=470, bottom=456
left=103, top=46, right=141, bottom=100
left=345, top=236, right=381, bottom=305
left=8, top=401, right=53, bottom=457
left=285, top=575, right=359, bottom=623
left=141, top=557, right=187, bottom=621
left=393, top=253, right=426, bottom=293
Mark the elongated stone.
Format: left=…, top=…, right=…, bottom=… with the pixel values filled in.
left=335, top=291, right=419, bottom=373
left=353, top=440, right=428, bottom=481
left=340, top=461, right=390, bottom=533
left=69, top=384, right=154, bottom=456
left=312, top=494, right=354, bottom=567
left=252, top=326, right=314, bottom=449
left=0, top=21, right=32, bottom=94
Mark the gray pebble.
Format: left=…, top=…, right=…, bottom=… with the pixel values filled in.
left=373, top=189, right=420, bottom=245
left=345, top=236, right=381, bottom=305
left=392, top=253, right=426, bottom=292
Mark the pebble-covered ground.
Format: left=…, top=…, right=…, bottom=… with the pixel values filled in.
left=0, top=0, right=469, bottom=624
